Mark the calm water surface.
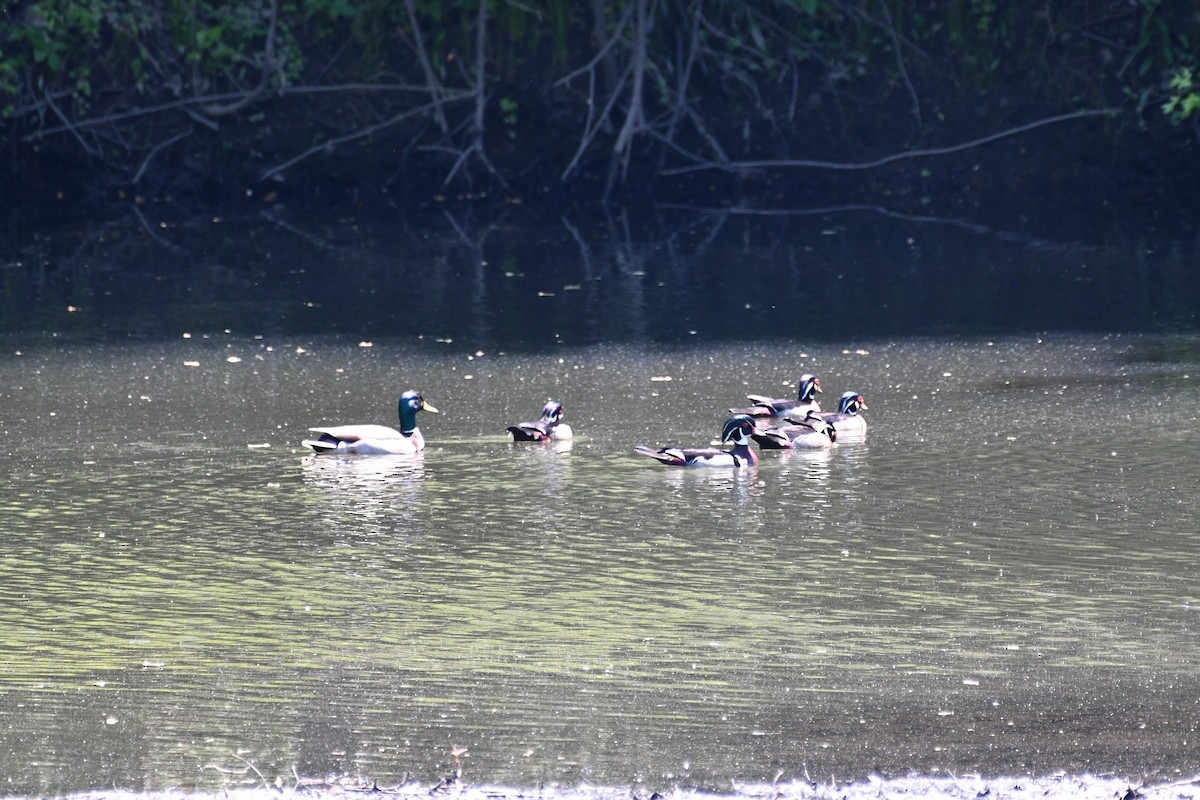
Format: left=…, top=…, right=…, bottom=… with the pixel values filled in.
left=1, top=329, right=1198, bottom=795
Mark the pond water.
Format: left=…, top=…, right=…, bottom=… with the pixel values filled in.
left=0, top=209, right=1198, bottom=797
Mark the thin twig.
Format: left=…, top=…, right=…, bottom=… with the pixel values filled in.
left=228, top=752, right=281, bottom=794
left=561, top=61, right=634, bottom=180
left=41, top=90, right=100, bottom=159
left=611, top=0, right=650, bottom=178
left=660, top=0, right=701, bottom=153
left=473, top=0, right=487, bottom=142
left=878, top=0, right=921, bottom=128
left=132, top=127, right=193, bottom=183
left=554, top=2, right=635, bottom=88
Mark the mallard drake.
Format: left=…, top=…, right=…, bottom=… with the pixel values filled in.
left=752, top=410, right=837, bottom=449
left=729, top=373, right=822, bottom=418
left=303, top=390, right=439, bottom=455
left=507, top=400, right=574, bottom=442
left=635, top=415, right=761, bottom=468
left=791, top=390, right=867, bottom=435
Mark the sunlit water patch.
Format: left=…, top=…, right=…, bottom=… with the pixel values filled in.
left=0, top=333, right=1198, bottom=794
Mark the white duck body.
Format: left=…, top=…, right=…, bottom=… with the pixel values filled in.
left=303, top=390, right=438, bottom=455
left=636, top=415, right=761, bottom=468
left=752, top=411, right=836, bottom=450
left=794, top=391, right=867, bottom=435
left=304, top=424, right=427, bottom=455
left=731, top=373, right=823, bottom=418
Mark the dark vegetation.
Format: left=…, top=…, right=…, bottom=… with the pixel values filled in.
left=1, top=0, right=1198, bottom=219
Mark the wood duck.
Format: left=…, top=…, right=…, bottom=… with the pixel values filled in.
left=729, top=373, right=822, bottom=418
left=790, top=390, right=867, bottom=435
left=507, top=400, right=574, bottom=442
left=752, top=410, right=837, bottom=449
left=636, top=415, right=761, bottom=468
left=303, top=390, right=439, bottom=455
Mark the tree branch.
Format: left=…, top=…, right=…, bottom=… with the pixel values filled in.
left=561, top=61, right=633, bottom=181
left=260, top=97, right=469, bottom=181
left=610, top=0, right=652, bottom=189
left=402, top=0, right=449, bottom=133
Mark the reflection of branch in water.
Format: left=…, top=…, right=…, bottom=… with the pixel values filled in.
left=667, top=207, right=731, bottom=256
left=439, top=206, right=501, bottom=345
left=661, top=202, right=1098, bottom=253
left=560, top=214, right=607, bottom=344
left=260, top=208, right=334, bottom=251
left=130, top=204, right=182, bottom=252
left=440, top=206, right=474, bottom=247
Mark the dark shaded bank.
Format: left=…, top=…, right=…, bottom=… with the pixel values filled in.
left=3, top=2, right=1197, bottom=232
left=22, top=774, right=1200, bottom=800
left=6, top=104, right=1194, bottom=244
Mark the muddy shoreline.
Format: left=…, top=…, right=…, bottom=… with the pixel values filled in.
left=28, top=773, right=1200, bottom=800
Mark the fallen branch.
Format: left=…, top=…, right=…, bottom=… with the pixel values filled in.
left=660, top=107, right=1121, bottom=175
left=27, top=83, right=464, bottom=141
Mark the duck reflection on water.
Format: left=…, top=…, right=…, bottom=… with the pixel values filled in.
left=301, top=451, right=428, bottom=528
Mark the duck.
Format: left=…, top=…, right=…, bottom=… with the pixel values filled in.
left=507, top=400, right=574, bottom=442
left=635, top=415, right=761, bottom=468
left=752, top=410, right=837, bottom=450
left=303, top=390, right=439, bottom=455
left=790, top=390, right=867, bottom=435
left=729, top=373, right=822, bottom=418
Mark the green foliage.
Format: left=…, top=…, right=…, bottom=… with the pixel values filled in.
left=1163, top=67, right=1200, bottom=121
left=499, top=95, right=519, bottom=137
left=1129, top=0, right=1200, bottom=125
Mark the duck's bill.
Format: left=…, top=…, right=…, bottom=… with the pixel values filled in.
left=423, top=402, right=440, bottom=413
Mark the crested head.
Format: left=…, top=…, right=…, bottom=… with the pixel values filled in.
left=540, top=400, right=565, bottom=423
left=722, top=414, right=758, bottom=445
left=837, top=391, right=867, bottom=415
left=798, top=373, right=822, bottom=401
left=397, top=390, right=438, bottom=433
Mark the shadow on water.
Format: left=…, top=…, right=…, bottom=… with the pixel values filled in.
left=1, top=201, right=1196, bottom=348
